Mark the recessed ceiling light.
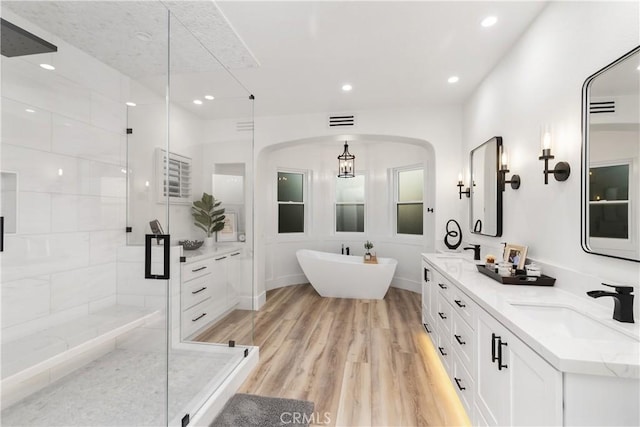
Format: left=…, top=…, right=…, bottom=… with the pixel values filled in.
left=40, top=63, right=55, bottom=70
left=25, top=108, right=35, bottom=113
left=193, top=99, right=203, bottom=105
left=135, top=32, right=152, bottom=42
left=125, top=102, right=137, bottom=107
left=448, top=76, right=460, bottom=84
left=204, top=95, right=215, bottom=100
left=342, top=84, right=353, bottom=92
left=481, top=16, right=498, bottom=28
left=637, top=64, right=640, bottom=71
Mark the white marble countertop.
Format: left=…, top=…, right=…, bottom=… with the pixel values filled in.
left=180, top=244, right=244, bottom=263
left=423, top=253, right=640, bottom=379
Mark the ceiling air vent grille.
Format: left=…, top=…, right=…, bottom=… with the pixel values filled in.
left=236, top=121, right=254, bottom=132
left=328, top=114, right=355, bottom=127
left=590, top=100, right=615, bottom=114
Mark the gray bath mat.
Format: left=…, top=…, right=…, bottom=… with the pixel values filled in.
left=211, top=393, right=315, bottom=427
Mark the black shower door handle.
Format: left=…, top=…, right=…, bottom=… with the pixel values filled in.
left=0, top=216, right=4, bottom=252
left=145, top=234, right=170, bottom=279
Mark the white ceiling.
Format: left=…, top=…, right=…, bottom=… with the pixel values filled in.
left=213, top=1, right=548, bottom=117
left=5, top=1, right=549, bottom=119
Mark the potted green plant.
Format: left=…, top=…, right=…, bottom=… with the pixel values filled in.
left=192, top=193, right=225, bottom=246
left=364, top=240, right=374, bottom=260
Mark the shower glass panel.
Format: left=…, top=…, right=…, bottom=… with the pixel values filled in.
left=163, top=10, right=255, bottom=422
left=1, top=2, right=171, bottom=426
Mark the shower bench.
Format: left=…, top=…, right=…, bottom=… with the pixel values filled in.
left=1, top=304, right=160, bottom=410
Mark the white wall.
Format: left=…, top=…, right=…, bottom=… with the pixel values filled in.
left=0, top=10, right=128, bottom=341
left=126, top=80, right=208, bottom=245
left=461, top=2, right=640, bottom=311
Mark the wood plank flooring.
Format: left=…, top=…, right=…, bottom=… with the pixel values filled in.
left=196, top=285, right=470, bottom=426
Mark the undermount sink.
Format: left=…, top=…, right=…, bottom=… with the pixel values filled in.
left=509, top=302, right=638, bottom=342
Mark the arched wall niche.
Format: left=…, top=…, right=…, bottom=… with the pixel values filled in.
left=254, top=133, right=437, bottom=297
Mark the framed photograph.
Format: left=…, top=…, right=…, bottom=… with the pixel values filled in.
left=218, top=212, right=238, bottom=242
left=504, top=243, right=528, bottom=270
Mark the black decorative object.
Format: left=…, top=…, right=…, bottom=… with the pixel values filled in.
left=473, top=219, right=483, bottom=233
left=444, top=219, right=462, bottom=250
left=476, top=265, right=556, bottom=286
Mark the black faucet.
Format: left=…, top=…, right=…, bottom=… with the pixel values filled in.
left=464, top=244, right=481, bottom=261
left=587, top=283, right=635, bottom=323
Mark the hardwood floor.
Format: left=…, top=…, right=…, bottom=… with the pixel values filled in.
left=196, top=285, right=470, bottom=426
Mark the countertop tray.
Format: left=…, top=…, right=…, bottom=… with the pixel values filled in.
left=476, top=264, right=556, bottom=286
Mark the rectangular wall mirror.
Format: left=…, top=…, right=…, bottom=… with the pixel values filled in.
left=470, top=136, right=503, bottom=237
left=582, top=45, right=639, bottom=262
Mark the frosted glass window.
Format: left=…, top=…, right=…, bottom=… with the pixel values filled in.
left=396, top=167, right=424, bottom=235
left=398, top=169, right=424, bottom=202
left=336, top=175, right=365, bottom=203
left=278, top=172, right=303, bottom=202
left=278, top=171, right=305, bottom=233
left=279, top=204, right=304, bottom=233
left=335, top=174, right=365, bottom=232
left=336, top=204, right=365, bottom=232
left=397, top=204, right=423, bottom=235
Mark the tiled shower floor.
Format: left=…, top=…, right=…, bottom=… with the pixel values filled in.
left=1, top=329, right=244, bottom=426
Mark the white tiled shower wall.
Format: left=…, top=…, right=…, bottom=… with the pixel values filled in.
left=0, top=11, right=129, bottom=342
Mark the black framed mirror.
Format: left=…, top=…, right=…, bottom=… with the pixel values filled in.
left=470, top=136, right=503, bottom=237
left=581, top=45, right=640, bottom=263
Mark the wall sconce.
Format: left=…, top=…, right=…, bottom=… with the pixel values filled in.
left=499, top=149, right=521, bottom=190
left=337, top=141, right=355, bottom=178
left=539, top=127, right=570, bottom=184
left=457, top=172, right=470, bottom=199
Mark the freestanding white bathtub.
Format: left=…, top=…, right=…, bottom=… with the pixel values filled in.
left=296, top=249, right=398, bottom=299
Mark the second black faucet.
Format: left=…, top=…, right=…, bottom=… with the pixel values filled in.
left=464, top=244, right=481, bottom=261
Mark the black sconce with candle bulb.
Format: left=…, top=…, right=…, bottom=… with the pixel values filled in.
left=499, top=147, right=521, bottom=191
left=539, top=126, right=570, bottom=184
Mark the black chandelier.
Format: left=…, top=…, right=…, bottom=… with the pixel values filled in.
left=337, top=141, right=355, bottom=178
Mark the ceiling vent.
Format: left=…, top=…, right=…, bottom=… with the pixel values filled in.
left=590, top=100, right=615, bottom=114
left=328, top=114, right=355, bottom=127
left=236, top=121, right=254, bottom=132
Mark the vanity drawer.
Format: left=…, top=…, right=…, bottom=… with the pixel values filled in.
left=436, top=333, right=451, bottom=372
left=451, top=286, right=476, bottom=328
left=451, top=311, right=475, bottom=375
left=181, top=298, right=212, bottom=338
left=182, top=259, right=213, bottom=282
left=451, top=351, right=474, bottom=416
left=433, top=270, right=452, bottom=298
left=181, top=275, right=213, bottom=310
left=436, top=291, right=452, bottom=335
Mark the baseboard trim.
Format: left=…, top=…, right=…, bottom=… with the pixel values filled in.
left=265, top=274, right=308, bottom=291
left=237, top=291, right=266, bottom=311
left=390, top=277, right=420, bottom=294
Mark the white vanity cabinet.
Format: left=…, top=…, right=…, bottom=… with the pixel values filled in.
left=475, top=308, right=561, bottom=426
left=421, top=260, right=439, bottom=334
left=422, top=256, right=561, bottom=425
left=180, top=248, right=243, bottom=340
left=422, top=259, right=478, bottom=416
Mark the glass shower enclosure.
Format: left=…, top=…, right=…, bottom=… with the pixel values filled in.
left=1, top=2, right=254, bottom=425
